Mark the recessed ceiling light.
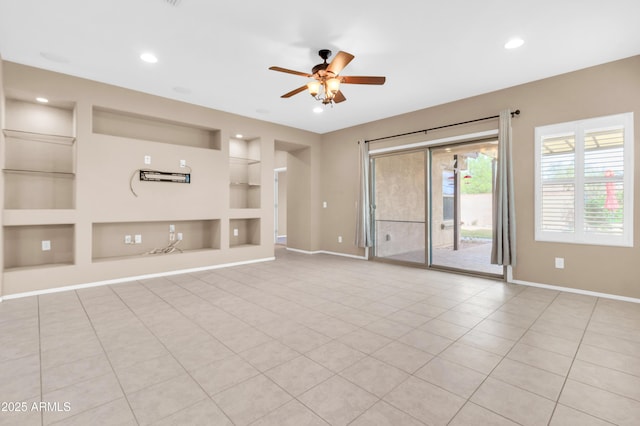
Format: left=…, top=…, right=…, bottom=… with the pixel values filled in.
left=140, top=52, right=158, bottom=63
left=40, top=51, right=70, bottom=63
left=172, top=86, right=191, bottom=94
left=313, top=107, right=323, bottom=113
left=36, top=97, right=49, bottom=103
left=235, top=134, right=243, bottom=139
left=504, top=38, right=524, bottom=49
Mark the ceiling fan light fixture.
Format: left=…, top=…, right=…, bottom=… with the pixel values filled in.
left=326, top=77, right=341, bottom=94
left=307, top=81, right=320, bottom=97
left=270, top=49, right=385, bottom=106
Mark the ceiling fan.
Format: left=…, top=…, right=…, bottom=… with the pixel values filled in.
left=269, top=49, right=386, bottom=105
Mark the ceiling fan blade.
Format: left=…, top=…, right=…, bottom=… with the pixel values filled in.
left=341, top=76, right=386, bottom=85
left=281, top=85, right=308, bottom=98
left=333, top=90, right=346, bottom=103
left=269, top=66, right=312, bottom=78
left=327, top=51, right=354, bottom=75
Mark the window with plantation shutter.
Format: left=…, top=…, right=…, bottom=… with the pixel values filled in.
left=535, top=113, right=634, bottom=247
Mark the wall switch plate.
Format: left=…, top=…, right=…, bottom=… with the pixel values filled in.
left=555, top=257, right=565, bottom=269
left=144, top=155, right=151, bottom=165
left=134, top=234, right=142, bottom=244
left=180, top=159, right=186, bottom=168
left=233, top=228, right=239, bottom=237
left=177, top=232, right=183, bottom=241
left=124, top=235, right=132, bottom=244
left=41, top=240, right=51, bottom=251
left=338, top=236, right=343, bottom=243
left=169, top=224, right=175, bottom=232
left=323, top=201, right=327, bottom=208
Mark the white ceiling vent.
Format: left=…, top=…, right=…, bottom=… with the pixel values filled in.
left=164, top=0, right=182, bottom=6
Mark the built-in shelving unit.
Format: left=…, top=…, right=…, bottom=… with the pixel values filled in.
left=229, top=218, right=260, bottom=248
left=92, top=219, right=220, bottom=262
left=2, top=99, right=77, bottom=274
left=2, top=100, right=76, bottom=209
left=4, top=224, right=75, bottom=271
left=92, top=106, right=221, bottom=150
left=229, top=138, right=261, bottom=208
left=1, top=62, right=275, bottom=298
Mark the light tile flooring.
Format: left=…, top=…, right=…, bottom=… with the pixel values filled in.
left=1, top=248, right=639, bottom=425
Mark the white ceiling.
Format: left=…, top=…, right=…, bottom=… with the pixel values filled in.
left=1, top=0, right=639, bottom=134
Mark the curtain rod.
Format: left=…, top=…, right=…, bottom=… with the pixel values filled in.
left=363, top=109, right=520, bottom=144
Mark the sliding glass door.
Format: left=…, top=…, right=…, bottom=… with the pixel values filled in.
left=429, top=141, right=503, bottom=275
left=371, top=140, right=503, bottom=277
left=372, top=151, right=426, bottom=264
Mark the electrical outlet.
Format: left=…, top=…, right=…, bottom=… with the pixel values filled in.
left=144, top=155, right=151, bottom=165
left=323, top=201, right=327, bottom=208
left=555, top=257, right=565, bottom=269
left=233, top=228, right=239, bottom=237
left=180, top=159, right=186, bottom=168
left=169, top=224, right=175, bottom=232
left=134, top=234, right=142, bottom=244
left=41, top=240, right=51, bottom=251
left=124, top=235, right=132, bottom=244
left=338, top=235, right=343, bottom=243
left=169, top=233, right=175, bottom=241
left=177, top=232, right=183, bottom=241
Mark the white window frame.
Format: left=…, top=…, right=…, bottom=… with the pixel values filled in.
left=535, top=112, right=634, bottom=247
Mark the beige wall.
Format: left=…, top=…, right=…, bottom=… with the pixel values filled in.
left=274, top=150, right=288, bottom=168
left=287, top=148, right=312, bottom=250
left=277, top=171, right=287, bottom=237
left=1, top=61, right=322, bottom=296
left=320, top=55, right=640, bottom=299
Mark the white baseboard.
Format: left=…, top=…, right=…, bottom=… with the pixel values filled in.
left=506, top=266, right=640, bottom=304
left=285, top=247, right=322, bottom=255
left=285, top=247, right=368, bottom=260
left=1, top=257, right=275, bottom=301
left=318, top=250, right=368, bottom=260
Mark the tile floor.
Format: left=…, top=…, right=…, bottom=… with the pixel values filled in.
left=1, top=248, right=639, bottom=425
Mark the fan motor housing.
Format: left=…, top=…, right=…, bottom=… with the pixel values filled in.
left=312, top=63, right=329, bottom=75
left=312, top=49, right=332, bottom=75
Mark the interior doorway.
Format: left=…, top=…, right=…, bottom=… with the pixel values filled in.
left=274, top=141, right=308, bottom=250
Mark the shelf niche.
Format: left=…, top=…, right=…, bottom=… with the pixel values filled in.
left=92, top=219, right=220, bottom=261
left=2, top=99, right=76, bottom=209
left=229, top=218, right=260, bottom=248
left=92, top=107, right=221, bottom=150
left=4, top=224, right=75, bottom=270
left=229, top=138, right=261, bottom=209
